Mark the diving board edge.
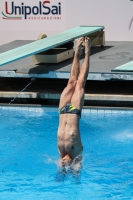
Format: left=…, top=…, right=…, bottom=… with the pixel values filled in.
left=112, top=60, right=133, bottom=72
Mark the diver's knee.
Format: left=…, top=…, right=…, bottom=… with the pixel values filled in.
left=68, top=77, right=77, bottom=84
left=77, top=79, right=84, bottom=88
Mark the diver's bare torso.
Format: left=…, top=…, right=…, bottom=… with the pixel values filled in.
left=57, top=113, right=83, bottom=159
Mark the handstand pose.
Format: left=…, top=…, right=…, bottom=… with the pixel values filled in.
left=57, top=36, right=90, bottom=169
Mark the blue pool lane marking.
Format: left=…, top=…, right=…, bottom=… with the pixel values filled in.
left=0, top=26, right=104, bottom=66
left=112, top=61, right=133, bottom=72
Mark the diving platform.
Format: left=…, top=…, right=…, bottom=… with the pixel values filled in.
left=0, top=26, right=104, bottom=66
left=0, top=38, right=133, bottom=106
left=0, top=40, right=133, bottom=81
left=112, top=61, right=133, bottom=72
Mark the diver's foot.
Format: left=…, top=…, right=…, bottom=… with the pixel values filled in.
left=84, top=36, right=91, bottom=55
left=75, top=37, right=84, bottom=56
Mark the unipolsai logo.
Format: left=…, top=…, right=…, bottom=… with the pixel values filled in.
left=2, top=1, right=62, bottom=20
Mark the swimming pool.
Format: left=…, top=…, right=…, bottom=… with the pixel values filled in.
left=0, top=106, right=133, bottom=200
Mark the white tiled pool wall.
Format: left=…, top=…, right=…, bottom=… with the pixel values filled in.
left=0, top=105, right=133, bottom=116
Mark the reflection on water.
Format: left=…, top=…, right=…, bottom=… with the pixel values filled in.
left=113, top=130, right=133, bottom=142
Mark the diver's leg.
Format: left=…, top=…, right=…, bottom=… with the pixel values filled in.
left=71, top=37, right=90, bottom=110
left=59, top=38, right=84, bottom=109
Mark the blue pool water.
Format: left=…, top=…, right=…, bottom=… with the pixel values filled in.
left=0, top=107, right=133, bottom=200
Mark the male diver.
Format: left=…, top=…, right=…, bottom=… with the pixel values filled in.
left=57, top=36, right=90, bottom=168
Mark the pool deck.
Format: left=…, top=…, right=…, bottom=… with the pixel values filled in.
left=0, top=40, right=133, bottom=106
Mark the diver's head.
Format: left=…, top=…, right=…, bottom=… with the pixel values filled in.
left=61, top=154, right=72, bottom=167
